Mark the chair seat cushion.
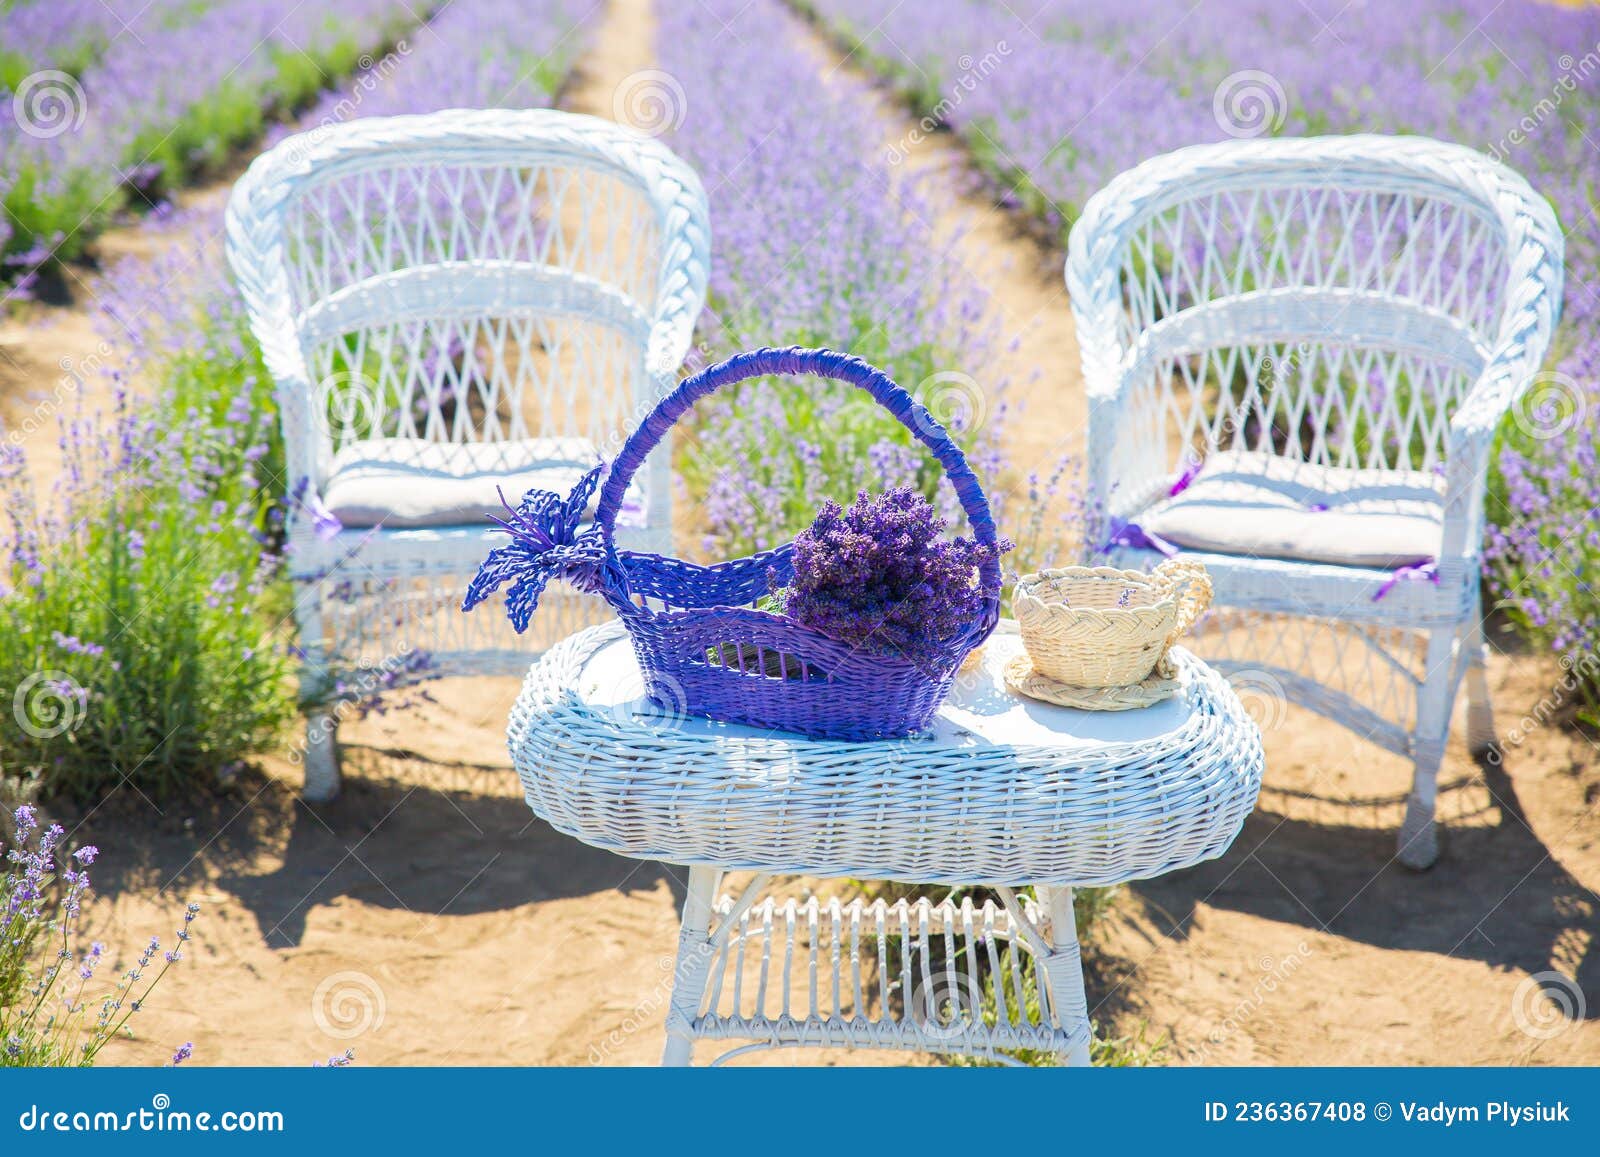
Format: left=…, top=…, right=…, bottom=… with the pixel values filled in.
left=322, top=437, right=601, bottom=529
left=1138, top=450, right=1443, bottom=569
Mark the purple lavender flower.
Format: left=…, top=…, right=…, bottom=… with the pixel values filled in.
left=50, top=632, right=105, bottom=657
left=781, top=488, right=1009, bottom=667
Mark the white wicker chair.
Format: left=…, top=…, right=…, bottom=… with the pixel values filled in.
left=1066, top=135, right=1563, bottom=868
left=226, top=110, right=711, bottom=799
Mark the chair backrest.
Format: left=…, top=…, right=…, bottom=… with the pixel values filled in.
left=225, top=109, right=710, bottom=492
left=1067, top=135, right=1562, bottom=480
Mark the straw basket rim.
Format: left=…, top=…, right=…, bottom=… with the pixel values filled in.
left=1011, top=564, right=1186, bottom=632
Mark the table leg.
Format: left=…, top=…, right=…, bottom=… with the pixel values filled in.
left=1037, top=886, right=1092, bottom=1067
left=661, top=864, right=721, bottom=1067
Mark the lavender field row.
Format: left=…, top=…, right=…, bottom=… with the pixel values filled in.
left=657, top=0, right=1027, bottom=557
left=0, top=0, right=428, bottom=283
left=1, top=0, right=203, bottom=84
left=800, top=0, right=1600, bottom=711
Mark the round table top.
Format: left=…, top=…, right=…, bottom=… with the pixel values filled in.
left=508, top=621, right=1265, bottom=887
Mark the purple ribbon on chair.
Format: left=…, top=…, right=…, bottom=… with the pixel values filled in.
left=1169, top=455, right=1203, bottom=497
left=1372, top=561, right=1439, bottom=601
left=293, top=477, right=344, bottom=542
left=1100, top=516, right=1179, bottom=558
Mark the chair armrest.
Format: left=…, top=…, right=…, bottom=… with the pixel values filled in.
left=1069, top=227, right=1131, bottom=546
left=236, top=328, right=330, bottom=510
left=225, top=150, right=331, bottom=506
left=1065, top=203, right=1134, bottom=408
left=268, top=359, right=328, bottom=497
left=643, top=162, right=711, bottom=385
left=1440, top=216, right=1565, bottom=562
left=644, top=303, right=700, bottom=387
left=1068, top=277, right=1171, bottom=541
left=1439, top=357, right=1536, bottom=565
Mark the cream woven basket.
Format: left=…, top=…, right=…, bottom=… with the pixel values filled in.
left=1011, top=560, right=1212, bottom=689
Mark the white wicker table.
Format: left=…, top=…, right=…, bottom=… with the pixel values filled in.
left=509, top=620, right=1265, bottom=1066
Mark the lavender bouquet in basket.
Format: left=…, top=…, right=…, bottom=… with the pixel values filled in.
left=777, top=487, right=1011, bottom=672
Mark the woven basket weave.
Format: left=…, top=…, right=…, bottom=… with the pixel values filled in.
left=588, top=347, right=1003, bottom=741
left=1012, top=560, right=1211, bottom=689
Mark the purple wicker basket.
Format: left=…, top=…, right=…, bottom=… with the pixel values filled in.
left=472, top=346, right=1003, bottom=740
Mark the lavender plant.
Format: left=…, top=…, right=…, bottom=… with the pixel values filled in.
left=2, top=806, right=199, bottom=1067
left=783, top=488, right=1009, bottom=666
left=1486, top=417, right=1600, bottom=726
left=0, top=377, right=294, bottom=802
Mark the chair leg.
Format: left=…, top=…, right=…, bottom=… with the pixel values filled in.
left=288, top=569, right=344, bottom=801
left=302, top=711, right=342, bottom=803
left=1464, top=619, right=1497, bottom=757
left=1400, top=627, right=1459, bottom=870
left=661, top=865, right=721, bottom=1067
left=1399, top=742, right=1443, bottom=870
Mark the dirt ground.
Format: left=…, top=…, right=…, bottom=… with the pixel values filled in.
left=2, top=0, right=1597, bottom=1067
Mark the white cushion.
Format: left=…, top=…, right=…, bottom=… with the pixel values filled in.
left=322, top=437, right=599, bottom=529
left=1138, top=450, right=1443, bottom=569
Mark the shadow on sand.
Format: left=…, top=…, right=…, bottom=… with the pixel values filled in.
left=83, top=743, right=686, bottom=949
left=1130, top=749, right=1599, bottom=1017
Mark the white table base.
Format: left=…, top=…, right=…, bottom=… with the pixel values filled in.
left=661, top=866, right=1092, bottom=1067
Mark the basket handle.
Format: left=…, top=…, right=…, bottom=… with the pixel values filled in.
left=594, top=346, right=1003, bottom=587
left=1155, top=558, right=1212, bottom=644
